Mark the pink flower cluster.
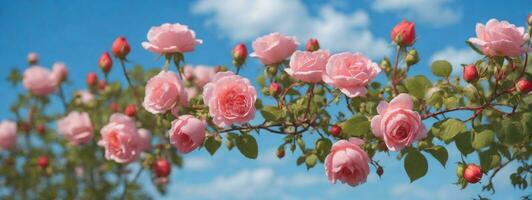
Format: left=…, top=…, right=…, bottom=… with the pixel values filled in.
left=23, top=60, right=69, bottom=96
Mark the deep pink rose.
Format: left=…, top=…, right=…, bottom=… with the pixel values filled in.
left=22, top=66, right=57, bottom=96
left=142, top=23, right=203, bottom=54
left=51, top=62, right=68, bottom=84
left=57, top=111, right=94, bottom=145
left=137, top=128, right=152, bottom=152
left=99, top=113, right=142, bottom=163
left=143, top=70, right=188, bottom=114
left=203, top=72, right=257, bottom=127
left=325, top=138, right=370, bottom=187
left=250, top=32, right=299, bottom=65
left=469, top=19, right=531, bottom=57
left=0, top=120, right=17, bottom=150
left=370, top=94, right=427, bottom=151
left=168, top=115, right=206, bottom=153
left=322, top=52, right=381, bottom=97
left=286, top=50, right=330, bottom=83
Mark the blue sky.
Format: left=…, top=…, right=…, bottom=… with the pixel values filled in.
left=1, top=0, right=531, bottom=199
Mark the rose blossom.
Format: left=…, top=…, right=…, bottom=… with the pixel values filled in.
left=0, top=120, right=17, bottom=150
left=250, top=32, right=299, bottom=65
left=51, top=62, right=68, bottom=84
left=168, top=115, right=206, bottom=153
left=469, top=19, right=531, bottom=57
left=192, top=65, right=216, bottom=87
left=57, top=111, right=94, bottom=145
left=142, top=23, right=203, bottom=54
left=322, top=52, right=381, bottom=97
left=76, top=90, right=95, bottom=105
left=185, top=87, right=199, bottom=101
left=203, top=71, right=257, bottom=127
left=325, top=138, right=370, bottom=187
left=137, top=128, right=152, bottom=152
left=22, top=66, right=57, bottom=96
left=286, top=50, right=330, bottom=83
left=143, top=70, right=188, bottom=114
left=98, top=113, right=142, bottom=163
left=370, top=94, right=427, bottom=151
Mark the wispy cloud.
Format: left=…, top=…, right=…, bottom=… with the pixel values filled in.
left=372, top=0, right=462, bottom=27
left=430, top=46, right=481, bottom=75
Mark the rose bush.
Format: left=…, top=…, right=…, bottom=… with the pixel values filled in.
left=1, top=16, right=531, bottom=200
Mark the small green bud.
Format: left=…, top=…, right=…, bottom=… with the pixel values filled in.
left=405, top=49, right=419, bottom=66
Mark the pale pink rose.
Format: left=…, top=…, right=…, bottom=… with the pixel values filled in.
left=168, top=115, right=206, bottom=153
left=57, top=111, right=94, bottom=145
left=185, top=87, right=199, bottom=101
left=142, top=23, right=203, bottom=54
left=22, top=66, right=57, bottom=96
left=322, top=52, right=381, bottom=97
left=250, top=32, right=299, bottom=65
left=51, top=62, right=68, bottom=84
left=193, top=65, right=216, bottom=87
left=325, top=138, right=370, bottom=187
left=137, top=128, right=152, bottom=151
left=370, top=94, right=427, bottom=151
left=203, top=72, right=257, bottom=127
left=182, top=65, right=194, bottom=80
left=0, top=120, right=17, bottom=150
left=143, top=70, right=188, bottom=114
left=76, top=90, right=95, bottom=105
left=468, top=19, right=531, bottom=57
left=286, top=50, right=330, bottom=83
left=98, top=113, right=142, bottom=163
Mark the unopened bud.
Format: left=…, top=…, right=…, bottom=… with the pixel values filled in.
left=111, top=36, right=131, bottom=59
left=463, top=64, right=479, bottom=83
left=232, top=43, right=247, bottom=67
left=276, top=147, right=285, bottom=159
left=99, top=52, right=113, bottom=73
left=516, top=79, right=532, bottom=93
left=305, top=38, right=320, bottom=52
left=269, top=82, right=281, bottom=95
left=405, top=49, right=419, bottom=66
left=27, top=52, right=39, bottom=65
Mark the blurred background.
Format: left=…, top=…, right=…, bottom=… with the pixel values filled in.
left=1, top=0, right=531, bottom=199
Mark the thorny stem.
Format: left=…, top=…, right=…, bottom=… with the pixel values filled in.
left=119, top=59, right=142, bottom=104
left=391, top=46, right=401, bottom=96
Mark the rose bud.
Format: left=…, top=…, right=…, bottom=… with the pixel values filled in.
left=86, top=72, right=98, bottom=87
left=269, top=82, right=281, bottom=95
left=463, top=64, right=479, bottom=83
left=391, top=20, right=416, bottom=46
left=405, top=49, right=419, bottom=66
left=124, top=104, right=137, bottom=117
left=111, top=36, right=131, bottom=59
left=516, top=79, right=532, bottom=93
left=36, top=124, right=45, bottom=134
left=153, top=158, right=171, bottom=178
left=276, top=147, right=285, bottom=159
left=98, top=80, right=107, bottom=90
left=27, top=52, right=39, bottom=65
left=99, top=52, right=113, bottom=74
left=38, top=156, right=49, bottom=169
left=463, top=164, right=482, bottom=183
left=232, top=43, right=248, bottom=67
left=376, top=166, right=384, bottom=177
left=305, top=38, right=320, bottom=52
left=109, top=102, right=119, bottom=112
left=330, top=124, right=342, bottom=137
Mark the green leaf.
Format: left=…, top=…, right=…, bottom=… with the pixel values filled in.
left=404, top=75, right=432, bottom=99
left=500, top=118, right=524, bottom=145
left=478, top=149, right=500, bottom=171
left=404, top=150, right=428, bottom=182
left=454, top=132, right=474, bottom=155
left=260, top=106, right=284, bottom=121
left=315, top=138, right=332, bottom=162
left=439, top=119, right=465, bottom=143
left=204, top=135, right=222, bottom=156
left=521, top=113, right=532, bottom=134
left=472, top=129, right=494, bottom=150
left=431, top=60, right=452, bottom=77
left=425, top=145, right=448, bottom=167
left=235, top=134, right=258, bottom=159
left=256, top=75, right=266, bottom=88
left=296, top=156, right=305, bottom=166
left=305, top=154, right=318, bottom=169
left=339, top=115, right=371, bottom=137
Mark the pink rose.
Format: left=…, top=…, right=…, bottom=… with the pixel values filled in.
left=137, top=128, right=152, bottom=152
left=203, top=72, right=257, bottom=127
left=250, top=32, right=299, bottom=65
left=76, top=90, right=95, bottom=105
left=143, top=70, right=188, bottom=114
left=99, top=113, right=142, bottom=163
left=370, top=94, right=427, bottom=151
left=22, top=66, right=57, bottom=96
left=322, top=52, right=381, bottom=97
left=325, top=138, right=370, bottom=187
left=469, top=19, right=531, bottom=57
left=57, top=111, right=94, bottom=145
left=51, top=62, right=68, bottom=84
left=0, top=120, right=17, bottom=150
left=168, top=115, right=206, bottom=153
left=185, top=87, right=199, bottom=101
left=182, top=65, right=194, bottom=80
left=142, top=23, right=203, bottom=54
left=286, top=50, right=330, bottom=83
left=193, top=65, right=216, bottom=87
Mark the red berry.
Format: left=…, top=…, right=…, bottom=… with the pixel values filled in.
left=305, top=38, right=320, bottom=52
left=516, top=79, right=532, bottom=93
left=463, top=164, right=482, bottom=183
left=331, top=124, right=342, bottom=137
left=377, top=166, right=384, bottom=177
left=109, top=102, right=119, bottom=112
left=153, top=159, right=171, bottom=178
left=38, top=156, right=49, bottom=169
left=124, top=104, right=136, bottom=117
left=98, top=80, right=107, bottom=90
left=269, top=82, right=281, bottom=95
left=232, top=43, right=248, bottom=66
left=463, top=64, right=479, bottom=83
left=391, top=20, right=416, bottom=46
left=111, top=36, right=131, bottom=59
left=99, top=51, right=113, bottom=73
left=86, top=72, right=98, bottom=87
left=36, top=124, right=45, bottom=134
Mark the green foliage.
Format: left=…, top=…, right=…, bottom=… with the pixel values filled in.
left=404, top=150, right=428, bottom=182
left=431, top=60, right=453, bottom=78
left=235, top=134, right=258, bottom=159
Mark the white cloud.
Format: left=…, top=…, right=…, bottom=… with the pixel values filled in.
left=372, top=0, right=461, bottom=27
left=430, top=46, right=481, bottom=75
left=391, top=183, right=472, bottom=200
left=192, top=0, right=390, bottom=58
left=183, top=156, right=212, bottom=171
